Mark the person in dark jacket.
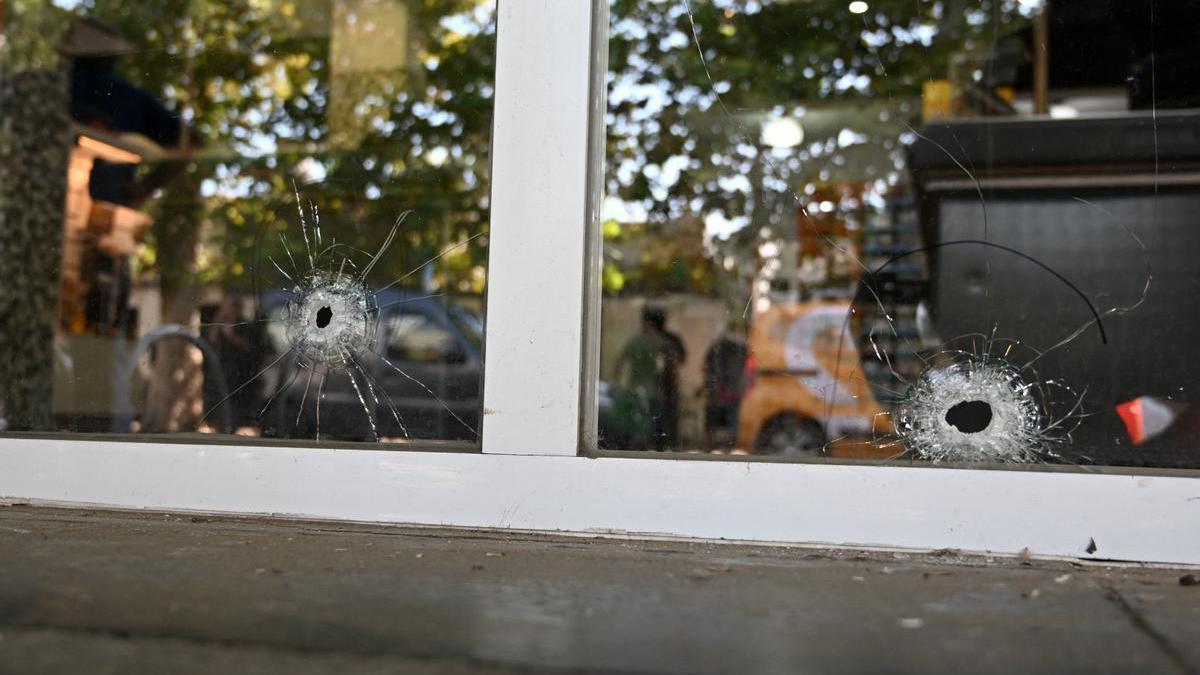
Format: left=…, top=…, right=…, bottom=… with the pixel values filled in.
left=644, top=307, right=685, bottom=450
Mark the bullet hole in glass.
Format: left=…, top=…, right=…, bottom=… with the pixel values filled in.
left=945, top=400, right=992, bottom=434
left=316, top=305, right=332, bottom=329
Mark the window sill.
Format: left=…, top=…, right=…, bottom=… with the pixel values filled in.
left=2, top=436, right=1197, bottom=565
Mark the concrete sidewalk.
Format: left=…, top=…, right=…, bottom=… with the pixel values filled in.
left=0, top=506, right=1196, bottom=674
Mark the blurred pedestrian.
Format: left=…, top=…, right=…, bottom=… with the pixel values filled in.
left=701, top=322, right=747, bottom=450
left=645, top=307, right=685, bottom=450
left=204, top=296, right=263, bottom=429
left=615, top=307, right=684, bottom=450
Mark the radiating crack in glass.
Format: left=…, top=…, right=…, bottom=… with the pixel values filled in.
left=843, top=4, right=1154, bottom=462
left=1022, top=198, right=1153, bottom=370
left=198, top=186, right=481, bottom=443
left=851, top=214, right=1149, bottom=463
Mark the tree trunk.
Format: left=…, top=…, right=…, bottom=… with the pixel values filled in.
left=0, top=69, right=71, bottom=431
left=140, top=171, right=205, bottom=433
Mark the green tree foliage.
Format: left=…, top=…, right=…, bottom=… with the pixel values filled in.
left=6, top=0, right=494, bottom=295
left=605, top=0, right=1028, bottom=295
left=607, top=0, right=1026, bottom=220
left=5, top=0, right=1024, bottom=299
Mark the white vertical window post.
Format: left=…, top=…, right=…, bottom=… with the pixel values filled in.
left=482, top=0, right=604, bottom=456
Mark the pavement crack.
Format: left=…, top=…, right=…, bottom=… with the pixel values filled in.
left=1101, top=582, right=1192, bottom=674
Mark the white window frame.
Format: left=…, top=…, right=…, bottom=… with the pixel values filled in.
left=2, top=0, right=1198, bottom=565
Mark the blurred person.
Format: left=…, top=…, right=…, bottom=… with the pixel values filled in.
left=203, top=296, right=263, bottom=429
left=700, top=322, right=747, bottom=451
left=613, top=307, right=667, bottom=449
left=614, top=307, right=684, bottom=451
left=646, top=307, right=685, bottom=450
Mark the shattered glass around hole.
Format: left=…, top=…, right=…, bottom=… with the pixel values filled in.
left=194, top=195, right=480, bottom=441
left=597, top=0, right=1197, bottom=469
left=194, top=195, right=485, bottom=443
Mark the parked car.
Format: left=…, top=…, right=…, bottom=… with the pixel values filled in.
left=257, top=289, right=483, bottom=441
left=736, top=301, right=890, bottom=457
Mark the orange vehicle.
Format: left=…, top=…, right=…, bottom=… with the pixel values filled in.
left=737, top=301, right=893, bottom=457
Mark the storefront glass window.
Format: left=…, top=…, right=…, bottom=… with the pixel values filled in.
left=597, top=0, right=1195, bottom=470
left=0, top=0, right=495, bottom=445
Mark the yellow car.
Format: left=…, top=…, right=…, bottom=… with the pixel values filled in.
left=736, top=302, right=892, bottom=457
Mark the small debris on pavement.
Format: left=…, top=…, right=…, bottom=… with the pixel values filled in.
left=1054, top=574, right=1071, bottom=584
left=1180, top=573, right=1199, bottom=586
left=897, top=617, right=924, bottom=629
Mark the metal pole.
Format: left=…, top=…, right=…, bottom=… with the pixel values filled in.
left=1033, top=1, right=1050, bottom=114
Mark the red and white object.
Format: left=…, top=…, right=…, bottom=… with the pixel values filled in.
left=1116, top=396, right=1182, bottom=446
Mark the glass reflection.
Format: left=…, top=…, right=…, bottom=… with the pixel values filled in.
left=0, top=0, right=495, bottom=444
left=599, top=0, right=1197, bottom=469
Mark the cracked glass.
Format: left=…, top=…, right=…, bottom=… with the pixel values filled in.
left=597, top=0, right=1198, bottom=470
left=0, top=0, right=494, bottom=446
